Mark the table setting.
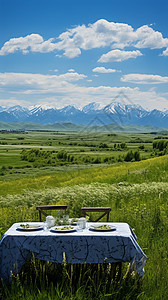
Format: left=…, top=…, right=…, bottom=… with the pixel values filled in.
left=0, top=216, right=147, bottom=283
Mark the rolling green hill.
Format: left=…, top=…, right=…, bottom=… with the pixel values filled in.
left=0, top=121, right=166, bottom=133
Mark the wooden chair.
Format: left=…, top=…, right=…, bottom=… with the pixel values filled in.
left=81, top=207, right=111, bottom=222
left=36, top=205, right=67, bottom=222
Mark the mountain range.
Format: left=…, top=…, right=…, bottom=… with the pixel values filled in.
left=0, top=102, right=168, bottom=128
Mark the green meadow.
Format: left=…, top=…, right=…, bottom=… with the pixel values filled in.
left=0, top=130, right=168, bottom=299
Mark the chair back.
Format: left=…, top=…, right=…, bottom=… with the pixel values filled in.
left=81, top=207, right=111, bottom=222
left=36, top=205, right=67, bottom=221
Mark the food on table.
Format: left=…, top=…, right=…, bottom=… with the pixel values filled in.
left=20, top=224, right=31, bottom=229
left=19, top=224, right=41, bottom=229
left=90, top=224, right=116, bottom=231
left=54, top=226, right=74, bottom=231
left=94, top=225, right=111, bottom=230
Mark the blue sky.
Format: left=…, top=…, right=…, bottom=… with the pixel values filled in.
left=0, top=0, right=168, bottom=110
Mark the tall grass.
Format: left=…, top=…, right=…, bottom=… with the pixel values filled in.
left=0, top=256, right=141, bottom=300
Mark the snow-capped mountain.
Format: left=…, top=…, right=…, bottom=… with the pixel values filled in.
left=59, top=105, right=80, bottom=115
left=29, top=106, right=44, bottom=115
left=5, top=105, right=30, bottom=120
left=82, top=102, right=102, bottom=113
left=0, top=102, right=168, bottom=128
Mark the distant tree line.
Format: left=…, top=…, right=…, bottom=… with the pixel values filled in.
left=20, top=147, right=141, bottom=167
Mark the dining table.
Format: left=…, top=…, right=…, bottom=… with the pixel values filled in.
left=0, top=222, right=147, bottom=283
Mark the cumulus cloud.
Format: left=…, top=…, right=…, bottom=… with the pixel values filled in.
left=162, top=47, right=168, bottom=56
left=0, top=34, right=56, bottom=55
left=56, top=19, right=168, bottom=55
left=121, top=73, right=168, bottom=84
left=135, top=25, right=168, bottom=49
left=0, top=19, right=168, bottom=59
left=92, top=67, right=120, bottom=73
left=98, top=50, right=142, bottom=62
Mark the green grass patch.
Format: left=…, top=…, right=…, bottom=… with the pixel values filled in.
left=0, top=155, right=168, bottom=196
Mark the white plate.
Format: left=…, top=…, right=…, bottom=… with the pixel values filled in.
left=89, top=225, right=116, bottom=232
left=50, top=226, right=76, bottom=233
left=17, top=224, right=43, bottom=231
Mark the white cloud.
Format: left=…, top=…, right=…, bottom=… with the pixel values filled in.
left=121, top=73, right=168, bottom=84
left=0, top=72, right=168, bottom=111
left=0, top=34, right=56, bottom=55
left=135, top=25, right=168, bottom=49
left=0, top=98, right=30, bottom=107
left=62, top=47, right=81, bottom=58
left=0, top=20, right=168, bottom=59
left=0, top=71, right=86, bottom=86
left=0, top=72, right=87, bottom=98
left=56, top=19, right=135, bottom=52
left=98, top=50, right=142, bottom=62
left=92, top=67, right=119, bottom=73
left=162, top=47, right=168, bottom=56
left=58, top=72, right=87, bottom=81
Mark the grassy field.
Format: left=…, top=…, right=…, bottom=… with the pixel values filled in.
left=0, top=131, right=168, bottom=299
left=0, top=130, right=163, bottom=180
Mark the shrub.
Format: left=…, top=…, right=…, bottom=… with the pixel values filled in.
left=99, top=143, right=108, bottom=148
left=57, top=150, right=67, bottom=160
left=134, top=150, right=141, bottom=161
left=124, top=150, right=141, bottom=162
left=124, top=150, right=134, bottom=162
